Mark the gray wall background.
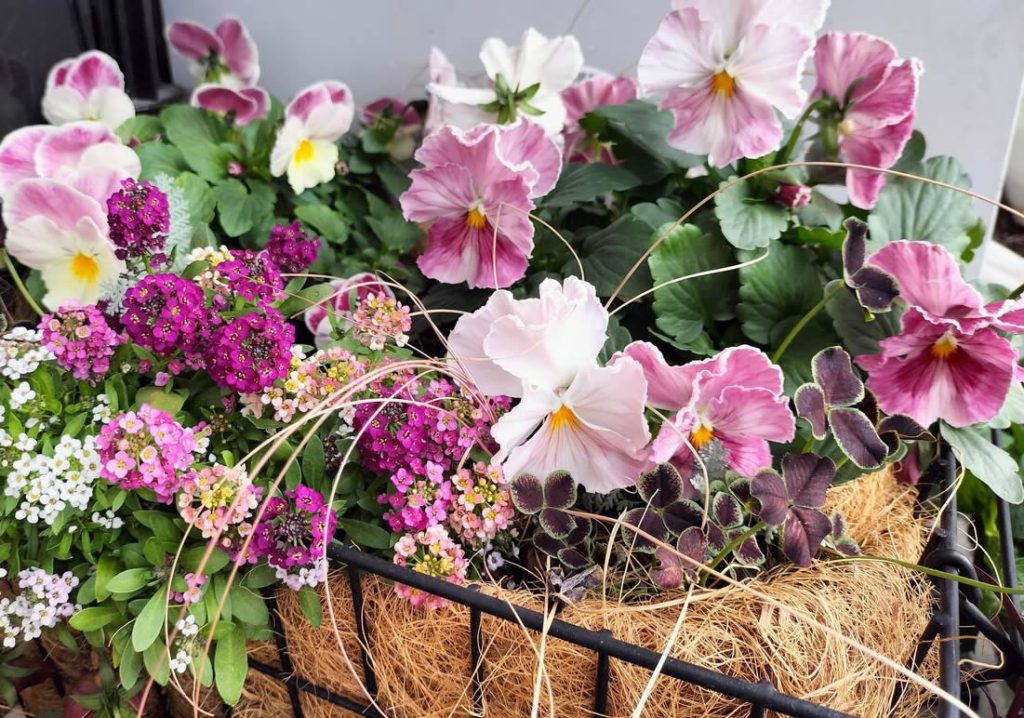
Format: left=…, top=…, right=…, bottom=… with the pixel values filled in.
left=161, top=0, right=1024, bottom=253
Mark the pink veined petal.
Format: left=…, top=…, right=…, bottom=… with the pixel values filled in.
left=446, top=290, right=526, bottom=398
left=867, top=241, right=987, bottom=325
left=565, top=361, right=652, bottom=452
left=238, top=87, right=270, bottom=123
left=63, top=51, right=124, bottom=95
left=704, top=385, right=796, bottom=444
left=167, top=21, right=223, bottom=61
left=286, top=81, right=351, bottom=124
left=986, top=300, right=1024, bottom=333
left=718, top=435, right=774, bottom=477
left=46, top=59, right=75, bottom=89
left=840, top=113, right=915, bottom=209
left=649, top=410, right=697, bottom=469
left=860, top=327, right=1017, bottom=428
left=611, top=340, right=699, bottom=411
left=849, top=57, right=921, bottom=128
left=496, top=119, right=563, bottom=198
left=813, top=32, right=898, bottom=103
left=69, top=167, right=133, bottom=206
left=76, top=142, right=140, bottom=179
left=414, top=125, right=516, bottom=185
left=303, top=94, right=355, bottom=142
left=638, top=9, right=721, bottom=98
left=215, top=18, right=260, bottom=86
left=1, top=178, right=106, bottom=233
left=416, top=214, right=530, bottom=289
left=0, top=125, right=52, bottom=197
left=693, top=345, right=785, bottom=400
left=676, top=0, right=829, bottom=45
left=468, top=216, right=534, bottom=290
left=727, top=21, right=811, bottom=118
left=191, top=84, right=266, bottom=125
left=562, top=75, right=637, bottom=126
left=33, top=121, right=118, bottom=179
left=491, top=387, right=563, bottom=464
left=400, top=163, right=480, bottom=222
left=661, top=82, right=782, bottom=166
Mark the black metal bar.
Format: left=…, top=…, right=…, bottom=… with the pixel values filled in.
left=469, top=600, right=485, bottom=714
left=992, top=429, right=1021, bottom=640
left=266, top=590, right=306, bottom=718
left=346, top=563, right=379, bottom=697
left=750, top=702, right=767, bottom=718
left=935, top=442, right=962, bottom=718
left=328, top=543, right=848, bottom=718
left=594, top=630, right=611, bottom=716
left=959, top=597, right=1024, bottom=679
left=250, top=659, right=382, bottom=716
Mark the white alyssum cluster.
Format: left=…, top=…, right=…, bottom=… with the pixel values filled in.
left=277, top=556, right=328, bottom=591
left=0, top=328, right=53, bottom=381
left=0, top=567, right=80, bottom=648
left=6, top=434, right=102, bottom=525
left=91, top=510, right=124, bottom=529
left=168, top=615, right=201, bottom=674
left=91, top=393, right=113, bottom=424
left=9, top=381, right=36, bottom=410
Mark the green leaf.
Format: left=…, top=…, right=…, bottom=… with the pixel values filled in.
left=714, top=180, right=790, bottom=250
left=173, top=172, right=216, bottom=225
left=94, top=553, right=119, bottom=602
left=297, top=585, right=322, bottom=628
left=214, top=179, right=256, bottom=237
left=991, top=381, right=1024, bottom=430
left=344, top=518, right=393, bottom=549
left=277, top=282, right=337, bottom=319
left=106, top=568, right=151, bottom=595
left=180, top=546, right=231, bottom=575
left=69, top=606, right=122, bottom=632
left=738, top=243, right=821, bottom=345
left=295, top=204, right=349, bottom=244
left=134, top=511, right=183, bottom=542
left=598, top=314, right=632, bottom=365
left=562, top=215, right=652, bottom=297
left=797, top=190, right=844, bottom=231
left=160, top=105, right=230, bottom=182
left=135, top=142, right=187, bottom=181
left=376, top=161, right=412, bottom=198
left=541, top=163, right=642, bottom=207
left=229, top=586, right=270, bottom=626
left=132, top=590, right=167, bottom=652
left=142, top=640, right=170, bottom=686
left=867, top=156, right=976, bottom=256
left=135, top=386, right=187, bottom=415
left=648, top=224, right=738, bottom=355
left=942, top=424, right=1023, bottom=503
left=365, top=210, right=422, bottom=252
left=214, top=622, right=248, bottom=705
left=825, top=282, right=903, bottom=356
left=588, top=101, right=700, bottom=179
left=302, top=434, right=325, bottom=481
left=118, top=646, right=143, bottom=691
left=117, top=115, right=163, bottom=144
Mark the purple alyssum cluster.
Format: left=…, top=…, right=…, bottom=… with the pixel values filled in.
left=218, top=249, right=286, bottom=306
left=121, top=273, right=210, bottom=358
left=40, top=302, right=122, bottom=381
left=265, top=221, right=320, bottom=273
left=206, top=308, right=295, bottom=393
left=251, top=485, right=337, bottom=588
left=106, top=178, right=170, bottom=263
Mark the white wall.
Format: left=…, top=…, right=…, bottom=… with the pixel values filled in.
left=161, top=0, right=1024, bottom=246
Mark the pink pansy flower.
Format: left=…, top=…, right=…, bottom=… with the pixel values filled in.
left=855, top=241, right=1024, bottom=428
left=1, top=179, right=125, bottom=309
left=561, top=74, right=637, bottom=163
left=614, top=342, right=795, bottom=479
left=399, top=120, right=561, bottom=289
left=303, top=272, right=395, bottom=348
left=448, top=277, right=650, bottom=493
left=167, top=18, right=259, bottom=88
left=270, top=81, right=355, bottom=194
left=361, top=97, right=422, bottom=161
left=191, top=84, right=269, bottom=126
left=41, top=51, right=135, bottom=130
left=0, top=121, right=139, bottom=202
left=813, top=33, right=922, bottom=209
left=638, top=0, right=827, bottom=166
left=427, top=28, right=584, bottom=136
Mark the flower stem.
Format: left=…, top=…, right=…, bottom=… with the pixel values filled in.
left=775, top=103, right=819, bottom=166
left=1009, top=281, right=1024, bottom=300
left=701, top=520, right=767, bottom=586
left=771, top=281, right=845, bottom=364
left=0, top=249, right=43, bottom=316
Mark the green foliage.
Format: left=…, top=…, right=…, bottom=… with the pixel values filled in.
left=714, top=179, right=790, bottom=250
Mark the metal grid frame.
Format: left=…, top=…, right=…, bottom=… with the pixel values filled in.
left=251, top=440, right=1023, bottom=718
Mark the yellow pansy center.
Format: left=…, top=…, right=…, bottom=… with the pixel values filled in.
left=711, top=71, right=736, bottom=97
left=931, top=332, right=959, bottom=359
left=550, top=404, right=579, bottom=431
left=838, top=118, right=856, bottom=137
left=465, top=206, right=487, bottom=229
left=293, top=139, right=315, bottom=164
left=690, top=422, right=715, bottom=449
left=70, top=253, right=100, bottom=284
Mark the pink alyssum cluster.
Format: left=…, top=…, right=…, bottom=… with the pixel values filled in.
left=206, top=308, right=295, bottom=393
left=177, top=464, right=262, bottom=559
left=121, top=273, right=210, bottom=358
left=106, top=178, right=170, bottom=263
left=380, top=460, right=453, bottom=534
left=393, top=524, right=469, bottom=610
left=350, top=292, right=412, bottom=350
left=448, top=461, right=514, bottom=546
left=40, top=302, right=122, bottom=381
left=265, top=221, right=320, bottom=273
left=97, top=404, right=204, bottom=503
left=251, top=485, right=337, bottom=587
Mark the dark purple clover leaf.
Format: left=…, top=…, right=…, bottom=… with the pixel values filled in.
left=731, top=532, right=766, bottom=566
left=841, top=218, right=867, bottom=280
left=828, top=407, right=888, bottom=470
left=540, top=507, right=576, bottom=539
left=855, top=388, right=880, bottom=424
left=662, top=498, right=703, bottom=534
left=728, top=476, right=752, bottom=504
left=781, top=452, right=835, bottom=509
left=543, top=470, right=577, bottom=510
left=794, top=384, right=828, bottom=440
left=825, top=511, right=861, bottom=557
left=783, top=506, right=832, bottom=567
left=830, top=512, right=848, bottom=539
left=811, top=347, right=863, bottom=407
left=637, top=463, right=689, bottom=507
left=651, top=547, right=683, bottom=590
left=712, top=492, right=743, bottom=529
left=558, top=548, right=590, bottom=570
left=751, top=468, right=788, bottom=526
left=878, top=414, right=932, bottom=441
left=620, top=508, right=667, bottom=554
left=850, top=266, right=899, bottom=312
left=511, top=473, right=544, bottom=514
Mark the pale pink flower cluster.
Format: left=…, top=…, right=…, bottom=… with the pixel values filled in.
left=393, top=524, right=469, bottom=610
left=177, top=464, right=262, bottom=552
left=351, top=293, right=412, bottom=351
left=448, top=462, right=514, bottom=546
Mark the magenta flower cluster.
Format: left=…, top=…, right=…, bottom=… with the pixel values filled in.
left=218, top=249, right=286, bottom=306
left=266, top=221, right=320, bottom=273
left=121, top=273, right=210, bottom=357
left=206, top=308, right=295, bottom=393
left=106, top=178, right=170, bottom=263
left=97, top=404, right=203, bottom=504
left=379, top=460, right=453, bottom=534
left=252, top=485, right=337, bottom=570
left=40, top=302, right=122, bottom=381
left=353, top=373, right=508, bottom=478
